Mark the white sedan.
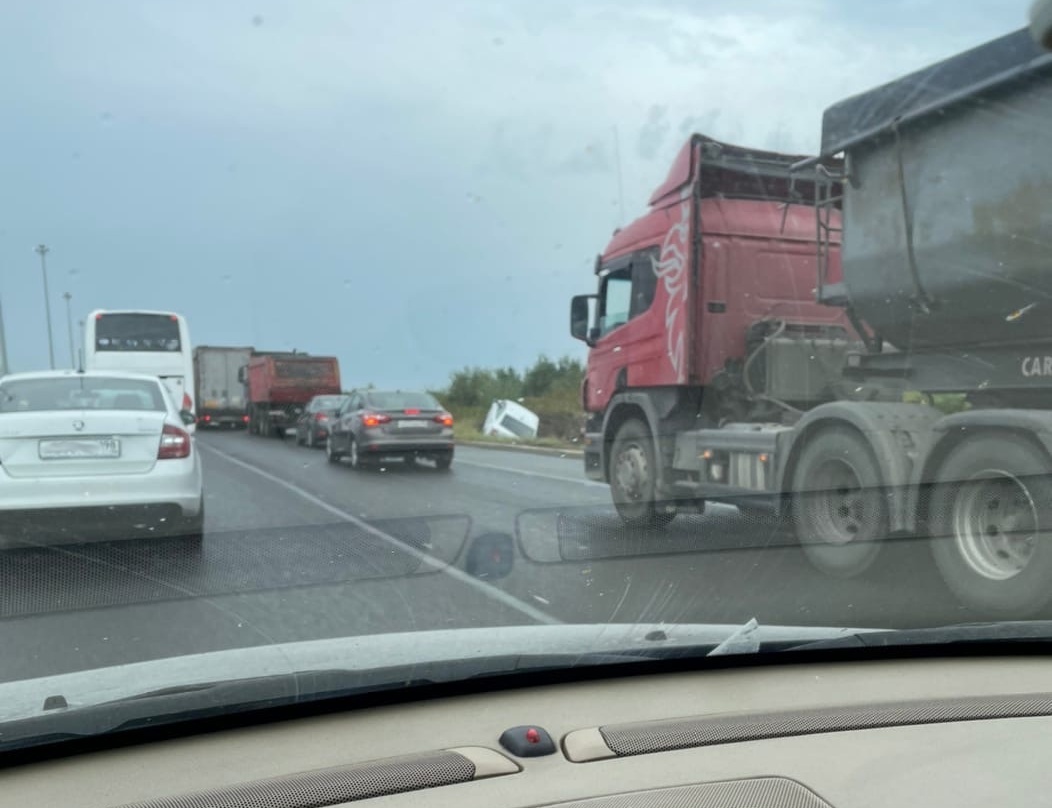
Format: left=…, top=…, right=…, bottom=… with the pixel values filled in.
left=0, top=370, right=204, bottom=546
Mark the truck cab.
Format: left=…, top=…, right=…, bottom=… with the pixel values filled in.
left=572, top=135, right=853, bottom=523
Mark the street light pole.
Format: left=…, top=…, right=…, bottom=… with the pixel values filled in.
left=63, top=292, right=75, bottom=368
left=35, top=244, right=55, bottom=369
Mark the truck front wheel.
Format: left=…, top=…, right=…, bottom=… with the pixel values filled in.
left=609, top=419, right=676, bottom=529
left=792, top=426, right=888, bottom=578
left=930, top=434, right=1052, bottom=618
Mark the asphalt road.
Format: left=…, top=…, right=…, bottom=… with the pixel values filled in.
left=0, top=429, right=978, bottom=684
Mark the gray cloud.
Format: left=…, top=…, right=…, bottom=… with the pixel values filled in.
left=636, top=104, right=671, bottom=161
left=558, top=141, right=612, bottom=175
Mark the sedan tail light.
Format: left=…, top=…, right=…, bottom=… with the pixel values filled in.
left=362, top=412, right=392, bottom=428
left=434, top=412, right=454, bottom=427
left=158, top=424, right=191, bottom=459
left=314, top=412, right=329, bottom=422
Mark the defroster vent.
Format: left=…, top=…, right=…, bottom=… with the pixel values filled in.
left=116, top=747, right=517, bottom=808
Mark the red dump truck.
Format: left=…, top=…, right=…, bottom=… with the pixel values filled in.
left=241, top=352, right=341, bottom=438
left=570, top=28, right=1052, bottom=617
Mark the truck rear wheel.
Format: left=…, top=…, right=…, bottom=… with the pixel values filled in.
left=929, top=433, right=1052, bottom=618
left=609, top=419, right=676, bottom=529
left=792, top=426, right=888, bottom=578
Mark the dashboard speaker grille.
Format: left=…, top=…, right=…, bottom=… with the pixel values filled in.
left=553, top=777, right=831, bottom=808
left=118, top=749, right=476, bottom=808
left=599, top=692, right=1052, bottom=757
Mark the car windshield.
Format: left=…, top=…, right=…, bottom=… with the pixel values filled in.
left=0, top=0, right=1048, bottom=753
left=0, top=377, right=167, bottom=412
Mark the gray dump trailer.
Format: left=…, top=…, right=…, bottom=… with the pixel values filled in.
left=671, top=27, right=1052, bottom=618
left=794, top=28, right=1052, bottom=617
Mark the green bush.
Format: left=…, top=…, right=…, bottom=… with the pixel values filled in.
left=437, top=355, right=584, bottom=445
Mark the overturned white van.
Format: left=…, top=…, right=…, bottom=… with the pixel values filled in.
left=482, top=399, right=539, bottom=439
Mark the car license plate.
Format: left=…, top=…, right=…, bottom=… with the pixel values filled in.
left=398, top=420, right=429, bottom=429
left=39, top=438, right=121, bottom=460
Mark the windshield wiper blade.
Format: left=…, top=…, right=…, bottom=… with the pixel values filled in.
left=0, top=650, right=667, bottom=754
left=787, top=620, right=1052, bottom=651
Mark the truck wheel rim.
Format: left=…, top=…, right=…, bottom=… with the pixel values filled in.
left=808, top=458, right=866, bottom=546
left=614, top=444, right=648, bottom=501
left=952, top=471, right=1037, bottom=581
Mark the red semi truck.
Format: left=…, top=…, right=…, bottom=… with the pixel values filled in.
left=571, top=28, right=1052, bottom=618
left=241, top=352, right=341, bottom=438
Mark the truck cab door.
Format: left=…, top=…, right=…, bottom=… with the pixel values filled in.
left=586, top=249, right=663, bottom=411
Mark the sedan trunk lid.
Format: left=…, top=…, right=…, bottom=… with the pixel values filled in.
left=0, top=411, right=167, bottom=478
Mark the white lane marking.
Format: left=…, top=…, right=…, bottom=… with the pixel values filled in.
left=455, top=457, right=608, bottom=488
left=200, top=443, right=560, bottom=625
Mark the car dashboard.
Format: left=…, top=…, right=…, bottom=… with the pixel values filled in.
left=2, top=653, right=1049, bottom=807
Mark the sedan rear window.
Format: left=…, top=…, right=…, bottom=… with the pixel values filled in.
left=312, top=396, right=346, bottom=410
left=0, top=378, right=168, bottom=413
left=365, top=391, right=441, bottom=411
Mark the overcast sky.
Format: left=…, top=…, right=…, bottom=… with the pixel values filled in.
left=0, top=1, right=1032, bottom=388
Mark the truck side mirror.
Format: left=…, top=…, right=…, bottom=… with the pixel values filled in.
left=570, top=295, right=597, bottom=345
left=237, top=366, right=246, bottom=384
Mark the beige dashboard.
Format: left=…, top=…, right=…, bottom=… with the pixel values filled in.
left=3, top=656, right=1050, bottom=807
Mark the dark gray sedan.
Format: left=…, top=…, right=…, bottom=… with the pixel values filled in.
left=295, top=394, right=349, bottom=448
left=326, top=390, right=454, bottom=470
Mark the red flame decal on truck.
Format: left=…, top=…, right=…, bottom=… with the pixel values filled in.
left=651, top=193, right=690, bottom=383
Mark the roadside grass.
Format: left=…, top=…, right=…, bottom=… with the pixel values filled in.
left=455, top=423, right=581, bottom=450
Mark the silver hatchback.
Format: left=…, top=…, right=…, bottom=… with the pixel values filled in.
left=326, top=390, right=454, bottom=470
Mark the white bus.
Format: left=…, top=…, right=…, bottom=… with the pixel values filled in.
left=84, top=310, right=196, bottom=428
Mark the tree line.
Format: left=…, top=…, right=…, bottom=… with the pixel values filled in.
left=437, top=355, right=584, bottom=410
